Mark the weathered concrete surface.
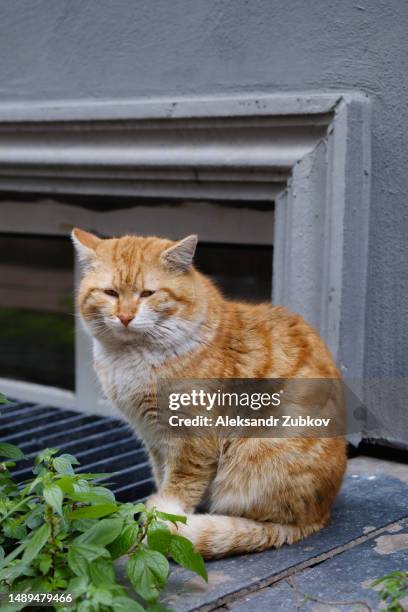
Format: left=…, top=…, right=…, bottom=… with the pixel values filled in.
left=348, top=455, right=408, bottom=486
left=159, top=458, right=408, bottom=611
left=228, top=519, right=408, bottom=611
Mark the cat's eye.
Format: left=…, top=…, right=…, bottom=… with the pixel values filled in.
left=104, top=289, right=119, bottom=298
left=140, top=290, right=155, bottom=298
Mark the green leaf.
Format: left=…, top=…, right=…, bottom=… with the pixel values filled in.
left=53, top=456, right=75, bottom=474
left=22, top=522, right=51, bottom=565
left=75, top=518, right=124, bottom=547
left=25, top=505, right=44, bottom=529
left=55, top=475, right=75, bottom=494
left=0, top=561, right=30, bottom=582
left=39, top=554, right=52, bottom=575
left=68, top=543, right=109, bottom=576
left=35, top=448, right=59, bottom=466
left=169, top=534, right=207, bottom=582
left=72, top=518, right=96, bottom=532
left=89, top=586, right=114, bottom=606
left=68, top=491, right=115, bottom=505
left=73, top=543, right=110, bottom=562
left=112, top=596, right=146, bottom=612
left=68, top=503, right=118, bottom=519
left=91, top=485, right=116, bottom=501
left=16, top=575, right=51, bottom=593
left=147, top=604, right=174, bottom=612
left=67, top=551, right=86, bottom=577
left=110, top=585, right=129, bottom=598
left=156, top=510, right=187, bottom=525
left=4, top=522, right=27, bottom=540
left=43, top=482, right=63, bottom=515
left=0, top=541, right=27, bottom=570
left=73, top=479, right=91, bottom=493
left=133, top=502, right=147, bottom=513
left=24, top=474, right=43, bottom=495
left=75, top=472, right=113, bottom=480
left=147, top=522, right=172, bottom=555
left=88, top=557, right=115, bottom=587
left=67, top=574, right=89, bottom=597
left=60, top=452, right=80, bottom=465
left=0, top=442, right=25, bottom=460
left=108, top=522, right=138, bottom=559
left=0, top=392, right=9, bottom=404
left=126, top=546, right=169, bottom=602
left=116, top=502, right=142, bottom=520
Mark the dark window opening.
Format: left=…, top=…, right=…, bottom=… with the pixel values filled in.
left=0, top=234, right=75, bottom=390
left=195, top=242, right=272, bottom=302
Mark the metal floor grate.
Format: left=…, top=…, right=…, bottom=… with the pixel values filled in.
left=0, top=400, right=154, bottom=502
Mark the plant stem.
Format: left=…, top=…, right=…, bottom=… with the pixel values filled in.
left=129, top=514, right=152, bottom=554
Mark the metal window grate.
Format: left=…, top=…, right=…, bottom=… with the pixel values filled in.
left=0, top=400, right=153, bottom=502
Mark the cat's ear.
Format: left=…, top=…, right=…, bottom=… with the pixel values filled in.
left=71, top=228, right=102, bottom=269
left=161, top=234, right=198, bottom=272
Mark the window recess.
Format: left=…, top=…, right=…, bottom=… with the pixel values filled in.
left=0, top=94, right=371, bottom=429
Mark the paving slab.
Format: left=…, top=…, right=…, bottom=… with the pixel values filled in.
left=228, top=518, right=408, bottom=611
left=158, top=458, right=408, bottom=611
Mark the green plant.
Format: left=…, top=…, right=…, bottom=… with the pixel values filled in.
left=0, top=441, right=207, bottom=612
left=372, top=571, right=408, bottom=612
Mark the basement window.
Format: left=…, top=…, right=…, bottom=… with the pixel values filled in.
left=0, top=233, right=75, bottom=390
left=0, top=194, right=273, bottom=407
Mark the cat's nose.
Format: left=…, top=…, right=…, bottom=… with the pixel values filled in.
left=118, top=313, right=134, bottom=327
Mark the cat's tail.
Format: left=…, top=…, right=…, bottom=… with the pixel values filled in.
left=178, top=513, right=328, bottom=559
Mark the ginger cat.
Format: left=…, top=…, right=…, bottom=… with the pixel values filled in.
left=72, top=228, right=346, bottom=559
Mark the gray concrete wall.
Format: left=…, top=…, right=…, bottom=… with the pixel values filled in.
left=0, top=0, right=407, bottom=387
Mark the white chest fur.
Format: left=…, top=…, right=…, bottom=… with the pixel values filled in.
left=93, top=338, right=195, bottom=455
left=91, top=313, right=213, bottom=443
left=93, top=340, right=156, bottom=407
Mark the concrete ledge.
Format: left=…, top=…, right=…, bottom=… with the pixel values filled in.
left=228, top=518, right=408, bottom=611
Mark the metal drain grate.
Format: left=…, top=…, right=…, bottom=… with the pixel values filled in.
left=0, top=400, right=154, bottom=502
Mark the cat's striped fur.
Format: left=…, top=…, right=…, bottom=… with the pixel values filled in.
left=73, top=228, right=346, bottom=558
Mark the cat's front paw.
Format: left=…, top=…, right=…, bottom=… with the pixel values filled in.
left=146, top=493, right=186, bottom=517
